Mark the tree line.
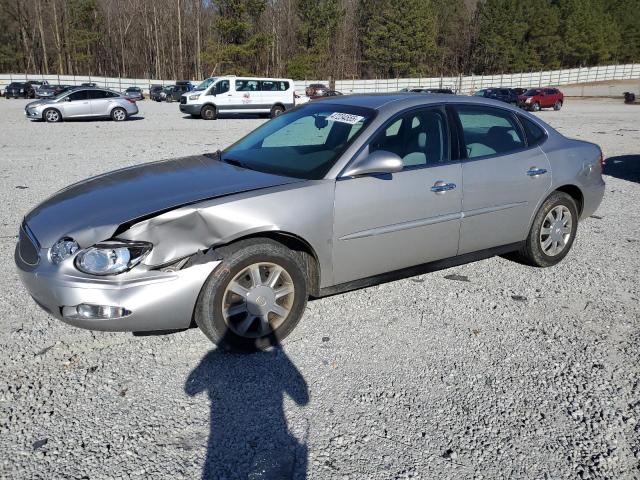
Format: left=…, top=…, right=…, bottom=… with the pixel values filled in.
left=0, top=0, right=638, bottom=81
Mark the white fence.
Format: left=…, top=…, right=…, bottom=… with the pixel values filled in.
left=1, top=63, right=639, bottom=95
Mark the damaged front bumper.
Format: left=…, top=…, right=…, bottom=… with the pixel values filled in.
left=15, top=240, right=221, bottom=332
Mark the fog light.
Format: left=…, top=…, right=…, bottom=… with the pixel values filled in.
left=62, top=304, right=131, bottom=319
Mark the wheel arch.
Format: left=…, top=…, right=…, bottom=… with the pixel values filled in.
left=554, top=184, right=584, bottom=216
left=43, top=106, right=62, bottom=120
left=272, top=102, right=286, bottom=111
left=215, top=230, right=321, bottom=297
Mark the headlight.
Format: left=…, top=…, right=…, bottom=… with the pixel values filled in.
left=50, top=237, right=79, bottom=264
left=20, top=89, right=24, bottom=93
left=525, top=98, right=532, bottom=103
left=189, top=93, right=200, bottom=100
left=75, top=241, right=152, bottom=276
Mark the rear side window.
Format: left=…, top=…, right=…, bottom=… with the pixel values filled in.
left=236, top=80, right=258, bottom=91
left=456, top=105, right=525, bottom=158
left=260, top=80, right=290, bottom=91
left=519, top=115, right=546, bottom=145
left=87, top=90, right=108, bottom=99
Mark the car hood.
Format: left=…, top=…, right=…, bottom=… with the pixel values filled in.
left=26, top=99, right=56, bottom=108
left=25, top=155, right=304, bottom=247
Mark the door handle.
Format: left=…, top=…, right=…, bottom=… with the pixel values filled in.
left=431, top=181, right=456, bottom=193
left=527, top=167, right=547, bottom=177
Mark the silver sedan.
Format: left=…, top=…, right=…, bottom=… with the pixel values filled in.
left=25, top=87, right=139, bottom=122
left=15, top=94, right=605, bottom=351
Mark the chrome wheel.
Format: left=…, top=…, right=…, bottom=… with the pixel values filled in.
left=112, top=108, right=126, bottom=121
left=45, top=109, right=60, bottom=122
left=222, top=262, right=295, bottom=338
left=540, top=205, right=572, bottom=256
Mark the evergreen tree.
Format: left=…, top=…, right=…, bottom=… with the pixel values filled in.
left=359, top=0, right=437, bottom=78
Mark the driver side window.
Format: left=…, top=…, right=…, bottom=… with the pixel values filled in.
left=369, top=107, right=450, bottom=168
left=215, top=80, right=229, bottom=95
left=67, top=90, right=88, bottom=101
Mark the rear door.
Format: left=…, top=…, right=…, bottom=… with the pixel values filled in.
left=332, top=106, right=462, bottom=284
left=87, top=89, right=115, bottom=116
left=453, top=104, right=551, bottom=254
left=60, top=89, right=91, bottom=118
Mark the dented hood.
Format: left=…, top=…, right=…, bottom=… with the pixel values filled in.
left=25, top=154, right=303, bottom=247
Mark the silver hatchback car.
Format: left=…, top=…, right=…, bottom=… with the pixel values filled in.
left=15, top=94, right=605, bottom=350
left=25, top=87, right=139, bottom=122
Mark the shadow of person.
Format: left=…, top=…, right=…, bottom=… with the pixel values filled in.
left=185, top=333, right=309, bottom=480
left=604, top=154, right=640, bottom=183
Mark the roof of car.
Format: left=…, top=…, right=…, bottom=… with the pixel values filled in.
left=316, top=93, right=518, bottom=111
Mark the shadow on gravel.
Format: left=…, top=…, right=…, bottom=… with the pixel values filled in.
left=185, top=336, right=309, bottom=480
left=604, top=155, right=640, bottom=183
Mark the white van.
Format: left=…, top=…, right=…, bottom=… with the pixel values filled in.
left=179, top=76, right=295, bottom=120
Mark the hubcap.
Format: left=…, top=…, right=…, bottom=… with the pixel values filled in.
left=114, top=109, right=125, bottom=121
left=221, top=262, right=295, bottom=338
left=46, top=110, right=58, bottom=121
left=540, top=205, right=572, bottom=256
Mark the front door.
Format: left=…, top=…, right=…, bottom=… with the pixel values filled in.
left=61, top=89, right=91, bottom=118
left=453, top=104, right=552, bottom=254
left=332, top=106, right=462, bottom=285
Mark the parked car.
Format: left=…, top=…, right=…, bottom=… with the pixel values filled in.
left=165, top=82, right=192, bottom=103
left=15, top=94, right=605, bottom=351
left=124, top=86, right=144, bottom=101
left=407, top=88, right=455, bottom=94
left=5, top=82, right=36, bottom=99
left=474, top=88, right=520, bottom=104
left=179, top=76, right=295, bottom=119
left=309, top=90, right=343, bottom=100
left=81, top=83, right=98, bottom=87
left=512, top=88, right=527, bottom=96
left=149, top=84, right=164, bottom=101
left=518, top=87, right=564, bottom=111
left=305, top=83, right=329, bottom=97
left=36, top=84, right=65, bottom=99
left=24, top=87, right=138, bottom=122
left=623, top=92, right=636, bottom=104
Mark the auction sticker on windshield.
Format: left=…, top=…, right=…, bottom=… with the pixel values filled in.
left=327, top=112, right=365, bottom=125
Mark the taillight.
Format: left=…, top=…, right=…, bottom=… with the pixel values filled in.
left=599, top=150, right=605, bottom=169
left=125, top=98, right=136, bottom=104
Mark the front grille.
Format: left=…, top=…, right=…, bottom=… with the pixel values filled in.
left=19, top=224, right=40, bottom=266
left=180, top=97, right=186, bottom=105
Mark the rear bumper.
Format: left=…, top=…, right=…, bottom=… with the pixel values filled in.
left=580, top=179, right=605, bottom=219
left=15, top=244, right=220, bottom=332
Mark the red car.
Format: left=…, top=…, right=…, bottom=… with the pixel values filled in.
left=518, top=87, right=564, bottom=111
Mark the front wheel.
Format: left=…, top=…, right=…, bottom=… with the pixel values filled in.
left=201, top=105, right=217, bottom=120
left=514, top=191, right=578, bottom=267
left=43, top=108, right=62, bottom=123
left=531, top=102, right=541, bottom=112
left=111, top=107, right=127, bottom=122
left=195, top=239, right=308, bottom=352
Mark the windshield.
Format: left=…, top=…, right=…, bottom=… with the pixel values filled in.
left=473, top=90, right=486, bottom=96
left=194, top=78, right=216, bottom=92
left=523, top=89, right=542, bottom=96
left=223, top=104, right=375, bottom=179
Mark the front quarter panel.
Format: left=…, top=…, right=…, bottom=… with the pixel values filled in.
left=117, top=180, right=336, bottom=287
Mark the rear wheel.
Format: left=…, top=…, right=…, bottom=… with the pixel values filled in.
left=195, top=239, right=308, bottom=352
left=111, top=107, right=127, bottom=122
left=201, top=105, right=217, bottom=120
left=553, top=101, right=562, bottom=111
left=43, top=108, right=61, bottom=123
left=270, top=104, right=285, bottom=118
left=514, top=191, right=578, bottom=267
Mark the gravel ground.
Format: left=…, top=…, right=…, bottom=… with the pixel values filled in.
left=0, top=98, right=639, bottom=480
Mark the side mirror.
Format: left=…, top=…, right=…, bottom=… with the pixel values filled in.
left=342, top=150, right=403, bottom=177
left=64, top=96, right=71, bottom=102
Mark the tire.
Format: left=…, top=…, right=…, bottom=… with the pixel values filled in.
left=194, top=238, right=308, bottom=352
left=513, top=191, right=578, bottom=267
left=201, top=104, right=217, bottom=120
left=43, top=108, right=61, bottom=123
left=111, top=107, right=127, bottom=122
left=166, top=96, right=173, bottom=103
left=270, top=104, right=285, bottom=118
left=553, top=101, right=562, bottom=111
left=531, top=102, right=541, bottom=112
